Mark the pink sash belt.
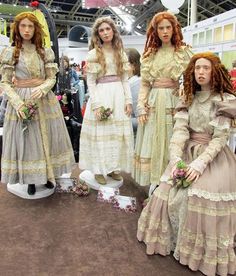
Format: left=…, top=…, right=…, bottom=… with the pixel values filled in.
left=152, top=78, right=179, bottom=89
left=14, top=78, right=44, bottom=88
left=190, top=132, right=212, bottom=145
left=96, top=75, right=121, bottom=84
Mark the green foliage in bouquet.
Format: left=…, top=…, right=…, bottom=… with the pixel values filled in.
left=172, top=160, right=192, bottom=189
left=100, top=106, right=113, bottom=121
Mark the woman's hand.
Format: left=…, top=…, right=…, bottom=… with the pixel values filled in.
left=138, top=114, right=148, bottom=125
left=16, top=105, right=27, bottom=120
left=125, top=104, right=132, bottom=117
left=94, top=107, right=101, bottom=120
left=185, top=167, right=200, bottom=182
left=170, top=164, right=178, bottom=178
left=30, top=88, right=43, bottom=99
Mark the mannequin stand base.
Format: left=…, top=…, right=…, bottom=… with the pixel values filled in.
left=79, top=170, right=123, bottom=191
left=7, top=183, right=55, bottom=199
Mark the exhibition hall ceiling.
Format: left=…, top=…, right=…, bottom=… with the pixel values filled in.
left=0, top=0, right=236, bottom=38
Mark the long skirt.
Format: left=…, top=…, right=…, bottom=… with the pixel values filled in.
left=137, top=145, right=236, bottom=276
left=1, top=89, right=75, bottom=185
left=79, top=80, right=134, bottom=175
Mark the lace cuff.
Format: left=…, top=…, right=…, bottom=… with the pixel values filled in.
left=209, top=116, right=231, bottom=130
left=169, top=157, right=182, bottom=168
left=188, top=158, right=206, bottom=175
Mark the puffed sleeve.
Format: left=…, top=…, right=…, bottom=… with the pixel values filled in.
left=189, top=95, right=236, bottom=174
left=169, top=102, right=190, bottom=165
left=170, top=45, right=193, bottom=81
left=121, top=52, right=132, bottom=105
left=136, top=54, right=154, bottom=116
left=86, top=49, right=102, bottom=110
left=0, top=47, right=24, bottom=111
left=35, top=48, right=59, bottom=96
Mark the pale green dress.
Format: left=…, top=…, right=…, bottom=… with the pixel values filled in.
left=132, top=45, right=193, bottom=187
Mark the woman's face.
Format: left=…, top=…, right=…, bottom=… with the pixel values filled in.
left=19, top=18, right=35, bottom=41
left=194, top=58, right=212, bottom=90
left=64, top=60, right=69, bottom=69
left=98, top=22, right=114, bottom=44
left=157, top=19, right=173, bottom=45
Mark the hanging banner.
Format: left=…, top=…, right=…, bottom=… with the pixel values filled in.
left=83, top=0, right=143, bottom=8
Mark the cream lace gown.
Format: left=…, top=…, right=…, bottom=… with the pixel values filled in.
left=133, top=45, right=193, bottom=187
left=0, top=45, right=74, bottom=185
left=79, top=49, right=134, bottom=175
left=137, top=91, right=236, bottom=276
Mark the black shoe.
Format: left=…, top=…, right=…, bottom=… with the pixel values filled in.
left=45, top=181, right=54, bottom=189
left=27, top=184, right=36, bottom=195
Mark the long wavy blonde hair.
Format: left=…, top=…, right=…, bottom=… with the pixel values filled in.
left=11, top=12, right=45, bottom=64
left=183, top=52, right=235, bottom=105
left=90, top=17, right=124, bottom=76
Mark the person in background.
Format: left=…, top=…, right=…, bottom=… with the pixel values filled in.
left=133, top=11, right=193, bottom=194
left=229, top=59, right=236, bottom=90
left=137, top=52, right=236, bottom=276
left=0, top=12, right=74, bottom=195
left=79, top=17, right=134, bottom=185
left=125, top=48, right=141, bottom=136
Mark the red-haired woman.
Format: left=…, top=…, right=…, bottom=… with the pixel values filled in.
left=133, top=11, right=193, bottom=192
left=137, top=52, right=236, bottom=276
left=0, top=12, right=74, bottom=195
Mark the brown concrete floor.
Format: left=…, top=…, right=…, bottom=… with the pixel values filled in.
left=0, top=170, right=202, bottom=276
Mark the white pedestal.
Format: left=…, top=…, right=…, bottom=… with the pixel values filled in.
left=7, top=183, right=55, bottom=199
left=79, top=170, right=123, bottom=190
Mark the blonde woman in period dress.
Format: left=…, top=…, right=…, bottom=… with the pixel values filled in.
left=0, top=12, right=74, bottom=195
left=133, top=12, right=193, bottom=191
left=79, top=17, right=133, bottom=185
left=137, top=52, right=236, bottom=276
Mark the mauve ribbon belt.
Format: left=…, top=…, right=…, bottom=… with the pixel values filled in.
left=152, top=78, right=179, bottom=89
left=190, top=132, right=212, bottom=144
left=96, top=75, right=121, bottom=84
left=14, top=78, right=44, bottom=88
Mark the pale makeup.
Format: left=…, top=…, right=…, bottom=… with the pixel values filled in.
left=98, top=22, right=114, bottom=44
left=157, top=19, right=173, bottom=45
left=19, top=18, right=35, bottom=42
left=194, top=58, right=212, bottom=91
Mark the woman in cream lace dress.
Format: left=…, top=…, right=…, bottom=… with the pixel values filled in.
left=137, top=52, right=236, bottom=276
left=0, top=12, right=74, bottom=195
left=132, top=12, right=193, bottom=190
left=79, top=17, right=133, bottom=185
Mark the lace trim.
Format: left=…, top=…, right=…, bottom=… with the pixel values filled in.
left=188, top=188, right=236, bottom=201
left=188, top=159, right=205, bottom=174
left=209, top=116, right=231, bottom=130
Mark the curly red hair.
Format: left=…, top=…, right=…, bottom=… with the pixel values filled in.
left=11, top=12, right=45, bottom=64
left=183, top=52, right=235, bottom=105
left=143, top=11, right=185, bottom=58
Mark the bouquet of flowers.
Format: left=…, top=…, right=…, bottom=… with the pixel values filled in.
left=171, top=160, right=192, bottom=189
left=22, top=101, right=39, bottom=132
left=99, top=106, right=113, bottom=121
